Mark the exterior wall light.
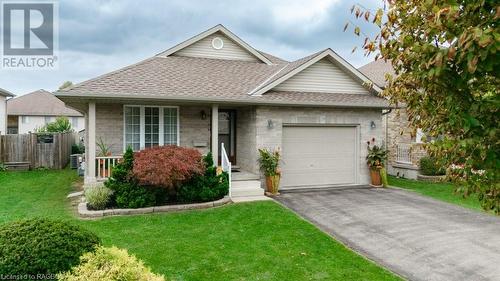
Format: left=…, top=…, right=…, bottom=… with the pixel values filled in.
left=370, top=121, right=376, bottom=129
left=200, top=110, right=207, bottom=120
left=267, top=119, right=274, bottom=129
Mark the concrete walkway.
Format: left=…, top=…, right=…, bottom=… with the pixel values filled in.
left=276, top=187, right=500, bottom=281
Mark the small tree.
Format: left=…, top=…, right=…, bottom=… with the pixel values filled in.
left=37, top=116, right=73, bottom=133
left=132, top=146, right=204, bottom=193
left=348, top=1, right=499, bottom=213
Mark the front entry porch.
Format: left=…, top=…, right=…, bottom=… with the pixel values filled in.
left=84, top=101, right=266, bottom=201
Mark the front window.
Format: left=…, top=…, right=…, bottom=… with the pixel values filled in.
left=144, top=107, right=160, bottom=148
left=124, top=106, right=178, bottom=151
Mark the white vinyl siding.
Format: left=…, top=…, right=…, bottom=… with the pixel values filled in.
left=173, top=32, right=260, bottom=62
left=71, top=117, right=79, bottom=128
left=124, top=105, right=179, bottom=151
left=273, top=58, right=369, bottom=94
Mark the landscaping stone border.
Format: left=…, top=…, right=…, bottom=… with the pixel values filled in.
left=417, top=174, right=447, bottom=182
left=78, top=196, right=232, bottom=218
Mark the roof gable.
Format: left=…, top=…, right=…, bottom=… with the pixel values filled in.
left=7, top=90, right=82, bottom=116
left=250, top=49, right=382, bottom=96
left=0, top=87, right=15, bottom=97
left=157, top=25, right=273, bottom=65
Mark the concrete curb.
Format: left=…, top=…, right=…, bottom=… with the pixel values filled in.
left=78, top=196, right=232, bottom=218
left=416, top=174, right=447, bottom=182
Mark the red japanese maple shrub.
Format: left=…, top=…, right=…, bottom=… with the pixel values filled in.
left=132, top=146, right=204, bottom=192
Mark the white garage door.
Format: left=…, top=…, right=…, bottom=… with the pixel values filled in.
left=281, top=126, right=357, bottom=188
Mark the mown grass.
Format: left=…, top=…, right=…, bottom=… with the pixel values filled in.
left=388, top=176, right=483, bottom=211
left=0, top=169, right=401, bottom=280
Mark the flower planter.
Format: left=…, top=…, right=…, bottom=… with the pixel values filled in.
left=265, top=174, right=280, bottom=195
left=369, top=168, right=383, bottom=187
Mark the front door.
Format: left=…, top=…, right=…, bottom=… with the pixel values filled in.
left=218, top=110, right=236, bottom=164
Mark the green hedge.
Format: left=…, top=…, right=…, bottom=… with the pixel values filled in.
left=420, top=156, right=446, bottom=176
left=0, top=218, right=100, bottom=275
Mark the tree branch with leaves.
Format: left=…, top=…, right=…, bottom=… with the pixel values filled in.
left=348, top=0, right=499, bottom=213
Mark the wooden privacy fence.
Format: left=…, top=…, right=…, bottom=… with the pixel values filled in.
left=0, top=132, right=75, bottom=169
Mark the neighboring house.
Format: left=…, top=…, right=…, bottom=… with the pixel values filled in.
left=359, top=60, right=427, bottom=179
left=7, top=89, right=85, bottom=134
left=56, top=24, right=388, bottom=188
left=0, top=88, right=15, bottom=135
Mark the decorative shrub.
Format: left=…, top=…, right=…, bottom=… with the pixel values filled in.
left=85, top=186, right=113, bottom=210
left=0, top=218, right=100, bottom=275
left=420, top=156, right=446, bottom=176
left=113, top=183, right=159, bottom=209
left=133, top=145, right=204, bottom=192
left=71, top=143, right=85, bottom=154
left=58, top=246, right=165, bottom=281
left=178, top=153, right=229, bottom=203
left=106, top=147, right=167, bottom=208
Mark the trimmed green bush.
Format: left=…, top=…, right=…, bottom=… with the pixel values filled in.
left=0, top=218, right=100, bottom=275
left=105, top=147, right=167, bottom=208
left=420, top=156, right=446, bottom=176
left=58, top=246, right=165, bottom=281
left=85, top=186, right=113, bottom=210
left=178, top=153, right=229, bottom=203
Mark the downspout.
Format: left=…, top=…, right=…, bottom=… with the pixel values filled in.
left=382, top=108, right=392, bottom=151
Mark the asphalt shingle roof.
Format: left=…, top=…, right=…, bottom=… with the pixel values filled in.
left=7, top=90, right=82, bottom=116
left=358, top=59, right=395, bottom=88
left=58, top=33, right=388, bottom=108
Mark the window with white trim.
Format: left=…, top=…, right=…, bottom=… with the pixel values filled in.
left=124, top=106, right=179, bottom=151
left=163, top=107, right=178, bottom=145
left=124, top=106, right=141, bottom=151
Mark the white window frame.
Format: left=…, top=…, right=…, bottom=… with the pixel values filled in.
left=123, top=105, right=180, bottom=152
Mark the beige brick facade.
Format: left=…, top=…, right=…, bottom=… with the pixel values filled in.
left=94, top=103, right=211, bottom=155
left=254, top=106, right=384, bottom=185
left=89, top=102, right=384, bottom=185
left=386, top=108, right=428, bottom=179
left=235, top=106, right=257, bottom=173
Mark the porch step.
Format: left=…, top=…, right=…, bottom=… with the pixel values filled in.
left=231, top=195, right=272, bottom=203
left=231, top=180, right=264, bottom=197
left=232, top=171, right=260, bottom=181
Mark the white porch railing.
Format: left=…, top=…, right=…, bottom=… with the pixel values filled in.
left=220, top=143, right=232, bottom=197
left=96, top=155, right=122, bottom=180
left=396, top=144, right=412, bottom=164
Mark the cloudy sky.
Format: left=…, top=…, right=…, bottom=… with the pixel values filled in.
left=1, top=0, right=381, bottom=96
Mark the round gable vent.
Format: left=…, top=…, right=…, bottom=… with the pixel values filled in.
left=211, top=37, right=224, bottom=50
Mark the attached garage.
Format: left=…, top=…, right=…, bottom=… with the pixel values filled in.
left=280, top=125, right=359, bottom=188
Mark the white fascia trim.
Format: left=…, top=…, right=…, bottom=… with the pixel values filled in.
left=156, top=24, right=273, bottom=65
left=247, top=63, right=289, bottom=96
left=251, top=49, right=383, bottom=96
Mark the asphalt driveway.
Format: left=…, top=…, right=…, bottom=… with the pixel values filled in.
left=276, top=187, right=500, bottom=281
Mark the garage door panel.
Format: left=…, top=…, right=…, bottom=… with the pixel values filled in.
left=281, top=126, right=357, bottom=188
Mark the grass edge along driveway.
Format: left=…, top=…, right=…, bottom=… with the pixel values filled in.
left=0, top=169, right=402, bottom=281
left=388, top=176, right=483, bottom=212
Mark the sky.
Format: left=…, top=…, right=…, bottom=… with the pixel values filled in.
left=0, top=0, right=382, bottom=96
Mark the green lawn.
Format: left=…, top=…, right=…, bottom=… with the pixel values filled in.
left=0, top=169, right=401, bottom=281
left=388, top=176, right=483, bottom=211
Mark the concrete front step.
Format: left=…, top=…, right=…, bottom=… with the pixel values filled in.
left=231, top=195, right=272, bottom=203
left=232, top=186, right=264, bottom=197
left=231, top=180, right=264, bottom=197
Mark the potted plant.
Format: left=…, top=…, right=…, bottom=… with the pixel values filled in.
left=366, top=138, right=387, bottom=187
left=258, top=148, right=281, bottom=195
